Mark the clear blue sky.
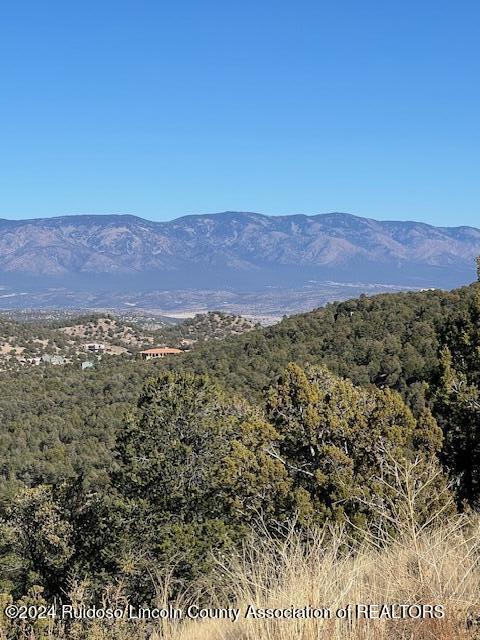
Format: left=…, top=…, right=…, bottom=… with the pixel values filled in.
left=1, top=1, right=479, bottom=225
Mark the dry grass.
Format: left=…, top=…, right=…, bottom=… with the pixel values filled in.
left=1, top=518, right=479, bottom=640
left=2, top=460, right=480, bottom=639
left=190, top=514, right=480, bottom=640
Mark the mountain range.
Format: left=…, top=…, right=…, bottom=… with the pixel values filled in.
left=0, top=211, right=479, bottom=314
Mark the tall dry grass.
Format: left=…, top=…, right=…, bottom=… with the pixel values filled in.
left=2, top=458, right=480, bottom=640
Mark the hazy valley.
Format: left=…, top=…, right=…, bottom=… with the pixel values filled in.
left=0, top=211, right=479, bottom=316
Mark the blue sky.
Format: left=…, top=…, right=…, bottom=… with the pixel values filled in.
left=1, top=1, right=479, bottom=225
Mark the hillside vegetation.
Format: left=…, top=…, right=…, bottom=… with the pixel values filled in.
left=0, top=311, right=255, bottom=370
left=1, top=466, right=479, bottom=639
left=1, top=278, right=480, bottom=638
left=164, top=286, right=473, bottom=399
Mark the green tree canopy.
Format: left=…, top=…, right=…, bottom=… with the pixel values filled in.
left=90, top=371, right=291, bottom=600
left=266, top=363, right=445, bottom=527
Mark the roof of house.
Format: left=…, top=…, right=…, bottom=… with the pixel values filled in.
left=140, top=347, right=183, bottom=354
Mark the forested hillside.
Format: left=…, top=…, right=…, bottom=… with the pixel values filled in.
left=1, top=283, right=479, bottom=499
left=1, top=277, right=480, bottom=638
left=163, top=285, right=473, bottom=400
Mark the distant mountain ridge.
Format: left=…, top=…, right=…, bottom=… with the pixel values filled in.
left=0, top=212, right=478, bottom=309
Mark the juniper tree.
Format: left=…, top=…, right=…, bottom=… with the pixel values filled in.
left=266, top=363, right=446, bottom=528
left=433, top=347, right=480, bottom=507
left=0, top=486, right=74, bottom=597
left=96, top=371, right=291, bottom=600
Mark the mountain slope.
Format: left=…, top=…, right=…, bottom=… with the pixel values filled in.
left=161, top=284, right=479, bottom=401
left=0, top=212, right=478, bottom=310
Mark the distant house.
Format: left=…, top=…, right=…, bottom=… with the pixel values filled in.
left=140, top=347, right=183, bottom=360
left=42, top=354, right=66, bottom=365
left=84, top=342, right=106, bottom=353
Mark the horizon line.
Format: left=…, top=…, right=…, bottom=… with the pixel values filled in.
left=0, top=210, right=478, bottom=230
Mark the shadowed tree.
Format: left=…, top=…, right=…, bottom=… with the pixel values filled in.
left=85, top=371, right=292, bottom=601
left=0, top=486, right=74, bottom=597
left=433, top=347, right=480, bottom=507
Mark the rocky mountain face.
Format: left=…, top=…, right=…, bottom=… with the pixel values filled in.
left=0, top=211, right=478, bottom=310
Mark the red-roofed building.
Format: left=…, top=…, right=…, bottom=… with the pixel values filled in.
left=140, top=347, right=183, bottom=360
